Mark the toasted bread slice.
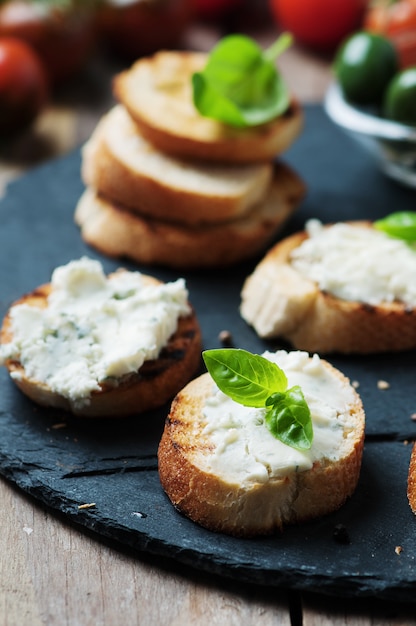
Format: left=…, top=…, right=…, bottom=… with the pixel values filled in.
left=158, top=351, right=365, bottom=537
left=75, top=162, right=305, bottom=270
left=113, top=51, right=303, bottom=164
left=408, top=443, right=416, bottom=515
left=0, top=263, right=201, bottom=418
left=241, top=222, right=416, bottom=354
left=82, top=105, right=274, bottom=225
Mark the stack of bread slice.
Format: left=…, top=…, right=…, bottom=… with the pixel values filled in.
left=76, top=50, right=306, bottom=270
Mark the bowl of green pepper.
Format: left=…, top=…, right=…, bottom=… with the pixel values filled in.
left=324, top=31, right=416, bottom=188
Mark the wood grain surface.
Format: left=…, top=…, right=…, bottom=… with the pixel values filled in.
left=0, top=17, right=415, bottom=626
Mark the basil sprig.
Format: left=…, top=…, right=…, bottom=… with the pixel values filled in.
left=202, top=349, right=313, bottom=451
left=192, top=33, right=292, bottom=128
left=374, top=211, right=416, bottom=242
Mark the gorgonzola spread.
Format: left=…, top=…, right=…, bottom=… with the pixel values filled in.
left=202, top=351, right=358, bottom=485
left=0, top=258, right=190, bottom=408
left=290, top=219, right=416, bottom=305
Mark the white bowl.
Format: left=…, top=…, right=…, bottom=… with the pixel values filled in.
left=324, top=82, right=416, bottom=188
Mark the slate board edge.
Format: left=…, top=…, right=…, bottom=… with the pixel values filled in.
left=1, top=457, right=415, bottom=605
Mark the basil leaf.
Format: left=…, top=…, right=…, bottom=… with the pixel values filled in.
left=192, top=33, right=292, bottom=128
left=203, top=349, right=314, bottom=451
left=265, top=386, right=313, bottom=450
left=202, top=348, right=287, bottom=408
left=374, top=211, right=416, bottom=242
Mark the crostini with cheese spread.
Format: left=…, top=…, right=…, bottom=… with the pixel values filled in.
left=241, top=217, right=416, bottom=354
left=0, top=258, right=201, bottom=417
left=158, top=348, right=365, bottom=537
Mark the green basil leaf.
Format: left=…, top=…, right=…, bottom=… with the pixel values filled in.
left=265, top=385, right=313, bottom=450
left=374, top=211, right=416, bottom=242
left=192, top=33, right=292, bottom=128
left=192, top=73, right=246, bottom=127
left=202, top=348, right=287, bottom=408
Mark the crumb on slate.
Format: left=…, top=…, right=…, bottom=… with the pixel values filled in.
left=78, top=503, right=96, bottom=510
left=132, top=511, right=147, bottom=519
left=377, top=380, right=390, bottom=390
left=218, top=330, right=233, bottom=346
left=395, top=546, right=403, bottom=555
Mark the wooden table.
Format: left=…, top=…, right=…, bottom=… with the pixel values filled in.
left=0, top=18, right=415, bottom=625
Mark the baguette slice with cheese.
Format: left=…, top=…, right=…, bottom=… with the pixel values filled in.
left=158, top=350, right=365, bottom=537
left=82, top=105, right=274, bottom=225
left=241, top=220, right=416, bottom=354
left=0, top=259, right=201, bottom=418
left=113, top=51, right=303, bottom=164
left=75, top=162, right=305, bottom=270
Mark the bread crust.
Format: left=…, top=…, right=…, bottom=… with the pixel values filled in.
left=407, top=443, right=416, bottom=514
left=0, top=274, right=202, bottom=418
left=158, top=363, right=365, bottom=537
left=241, top=223, right=416, bottom=354
left=75, top=163, right=305, bottom=270
left=113, top=51, right=303, bottom=164
left=81, top=105, right=274, bottom=225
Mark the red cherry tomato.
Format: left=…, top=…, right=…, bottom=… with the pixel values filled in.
left=364, top=0, right=416, bottom=68
left=0, top=36, right=48, bottom=136
left=269, top=0, right=368, bottom=51
left=96, top=0, right=192, bottom=60
left=0, top=1, right=94, bottom=85
left=192, top=0, right=243, bottom=21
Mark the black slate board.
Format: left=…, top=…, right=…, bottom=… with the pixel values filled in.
left=1, top=106, right=416, bottom=603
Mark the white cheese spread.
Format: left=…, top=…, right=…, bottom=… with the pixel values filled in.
left=0, top=258, right=190, bottom=408
left=201, top=351, right=358, bottom=485
left=290, top=219, right=416, bottom=306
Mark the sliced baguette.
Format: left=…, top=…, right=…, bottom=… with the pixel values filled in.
left=75, top=162, right=305, bottom=270
left=82, top=105, right=274, bottom=225
left=0, top=271, right=201, bottom=418
left=113, top=51, right=303, bottom=164
left=408, top=443, right=416, bottom=515
left=241, top=224, right=416, bottom=354
left=158, top=352, right=365, bottom=537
